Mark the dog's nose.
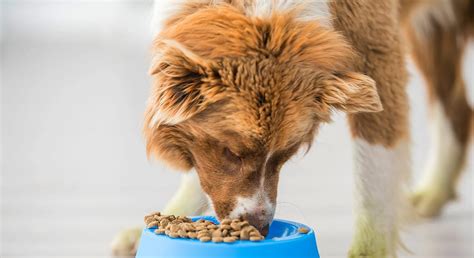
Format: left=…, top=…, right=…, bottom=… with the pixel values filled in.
left=259, top=224, right=270, bottom=236
left=243, top=214, right=271, bottom=236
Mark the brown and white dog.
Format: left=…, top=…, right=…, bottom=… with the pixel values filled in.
left=112, top=0, right=473, bottom=257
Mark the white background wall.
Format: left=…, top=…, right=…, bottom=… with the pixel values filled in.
left=1, top=1, right=473, bottom=257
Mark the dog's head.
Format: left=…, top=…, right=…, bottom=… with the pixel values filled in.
left=144, top=3, right=382, bottom=234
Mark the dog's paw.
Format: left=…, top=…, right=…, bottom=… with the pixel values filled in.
left=348, top=240, right=388, bottom=258
left=411, top=186, right=456, bottom=218
left=110, top=227, right=142, bottom=257
left=348, top=252, right=383, bottom=258
left=348, top=217, right=399, bottom=258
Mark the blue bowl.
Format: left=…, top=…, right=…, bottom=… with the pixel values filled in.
left=136, top=216, right=319, bottom=258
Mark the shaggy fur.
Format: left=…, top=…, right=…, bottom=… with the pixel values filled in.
left=144, top=2, right=382, bottom=225
left=111, top=0, right=473, bottom=257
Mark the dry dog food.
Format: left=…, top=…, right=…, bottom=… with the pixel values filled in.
left=297, top=227, right=310, bottom=234
left=144, top=212, right=265, bottom=243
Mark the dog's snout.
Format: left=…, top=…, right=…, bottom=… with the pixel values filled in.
left=260, top=224, right=270, bottom=236
left=242, top=212, right=271, bottom=236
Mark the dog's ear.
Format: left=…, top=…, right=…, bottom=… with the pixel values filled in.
left=316, top=71, right=383, bottom=113
left=145, top=124, right=194, bottom=171
left=145, top=39, right=222, bottom=128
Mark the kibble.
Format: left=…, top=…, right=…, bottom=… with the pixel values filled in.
left=144, top=211, right=265, bottom=244
left=212, top=236, right=223, bottom=243
left=220, top=219, right=231, bottom=225
left=199, top=236, right=211, bottom=242
left=169, top=232, right=179, bottom=238
left=187, top=232, right=197, bottom=239
left=250, top=236, right=264, bottom=241
left=223, top=236, right=237, bottom=243
left=298, top=227, right=310, bottom=234
left=230, top=222, right=241, bottom=231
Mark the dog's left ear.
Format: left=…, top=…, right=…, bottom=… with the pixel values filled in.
left=316, top=71, right=383, bottom=113
left=145, top=39, right=222, bottom=128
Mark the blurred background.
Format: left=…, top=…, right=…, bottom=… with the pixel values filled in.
left=1, top=0, right=473, bottom=257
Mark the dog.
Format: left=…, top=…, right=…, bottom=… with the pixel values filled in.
left=112, top=0, right=473, bottom=257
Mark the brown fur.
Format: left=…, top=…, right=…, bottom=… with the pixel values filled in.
left=330, top=0, right=410, bottom=147
left=111, top=1, right=474, bottom=256
left=402, top=0, right=474, bottom=203
left=403, top=0, right=473, bottom=146
left=144, top=3, right=383, bottom=222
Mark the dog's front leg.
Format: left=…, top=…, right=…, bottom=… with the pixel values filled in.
left=350, top=139, right=410, bottom=257
left=330, top=1, right=411, bottom=257
left=163, top=171, right=209, bottom=216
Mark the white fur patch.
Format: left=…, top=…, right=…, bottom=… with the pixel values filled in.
left=352, top=138, right=410, bottom=247
left=237, top=0, right=332, bottom=26
left=151, top=0, right=333, bottom=36
left=417, top=102, right=463, bottom=190
left=228, top=167, right=275, bottom=222
left=228, top=190, right=275, bottom=222
left=151, top=0, right=186, bottom=36
left=149, top=109, right=184, bottom=127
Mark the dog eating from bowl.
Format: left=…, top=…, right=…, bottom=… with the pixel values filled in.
left=111, top=0, right=474, bottom=257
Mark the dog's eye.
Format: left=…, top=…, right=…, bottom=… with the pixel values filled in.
left=223, top=147, right=241, bottom=164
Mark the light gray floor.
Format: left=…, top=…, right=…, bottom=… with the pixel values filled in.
left=1, top=1, right=473, bottom=258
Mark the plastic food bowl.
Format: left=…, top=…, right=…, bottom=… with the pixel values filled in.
left=136, top=216, right=319, bottom=258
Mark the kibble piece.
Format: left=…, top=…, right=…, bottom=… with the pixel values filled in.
left=230, top=231, right=241, bottom=237
left=198, top=229, right=209, bottom=234
left=170, top=224, right=180, bottom=233
left=240, top=221, right=249, bottom=227
left=212, top=236, right=223, bottom=243
left=223, top=236, right=237, bottom=243
left=298, top=227, right=310, bottom=234
left=182, top=223, right=194, bottom=231
left=240, top=229, right=250, bottom=240
left=221, top=224, right=231, bottom=230
left=160, top=219, right=170, bottom=228
left=230, top=222, right=241, bottom=231
left=197, top=232, right=210, bottom=239
left=144, top=217, right=155, bottom=225
left=196, top=225, right=206, bottom=231
left=249, top=231, right=260, bottom=237
left=222, top=229, right=229, bottom=236
left=212, top=229, right=222, bottom=238
left=178, top=230, right=188, bottom=238
left=187, top=232, right=197, bottom=239
left=220, top=219, right=231, bottom=225
left=207, top=224, right=218, bottom=230
left=147, top=221, right=159, bottom=228
left=199, top=236, right=211, bottom=242
left=250, top=236, right=264, bottom=242
left=169, top=232, right=180, bottom=238
left=144, top=211, right=160, bottom=219
left=154, top=228, right=166, bottom=235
